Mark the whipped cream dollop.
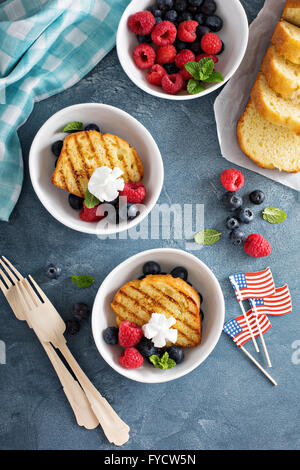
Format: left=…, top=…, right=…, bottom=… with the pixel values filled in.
left=142, top=313, right=178, bottom=348
left=88, top=166, right=125, bottom=202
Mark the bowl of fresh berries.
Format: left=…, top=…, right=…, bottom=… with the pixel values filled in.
left=116, top=0, right=249, bottom=99
left=92, top=248, right=225, bottom=383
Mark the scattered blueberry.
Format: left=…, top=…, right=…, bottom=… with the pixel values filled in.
left=249, top=190, right=265, bottom=205
left=165, top=9, right=178, bottom=21
left=84, top=123, right=100, bottom=132
left=174, top=0, right=187, bottom=12
left=222, top=192, right=243, bottom=211
left=158, top=0, right=174, bottom=11
left=103, top=326, right=119, bottom=345
left=68, top=193, right=84, bottom=210
left=196, top=25, right=211, bottom=38
left=166, top=346, right=184, bottom=364
left=66, top=319, right=80, bottom=335
left=230, top=229, right=246, bottom=246
left=164, top=62, right=180, bottom=74
left=205, top=15, right=223, bottom=31
left=170, top=266, right=188, bottom=281
left=51, top=140, right=63, bottom=157
left=199, top=0, right=216, bottom=15
left=46, top=264, right=61, bottom=279
left=237, top=207, right=254, bottom=224
left=194, top=13, right=205, bottom=25
left=143, top=261, right=161, bottom=275
left=226, top=216, right=240, bottom=230
left=72, top=303, right=90, bottom=322
left=136, top=337, right=161, bottom=357
left=137, top=34, right=152, bottom=43
left=127, top=204, right=140, bottom=220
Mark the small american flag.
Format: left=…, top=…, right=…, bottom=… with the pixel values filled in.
left=249, top=285, right=292, bottom=316
left=224, top=311, right=271, bottom=347
left=229, top=268, right=275, bottom=301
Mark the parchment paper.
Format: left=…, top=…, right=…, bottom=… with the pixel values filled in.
left=214, top=0, right=300, bottom=191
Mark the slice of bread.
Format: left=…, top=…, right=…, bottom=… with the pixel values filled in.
left=282, top=0, right=300, bottom=27
left=111, top=274, right=202, bottom=348
left=271, top=20, right=300, bottom=64
left=251, top=72, right=300, bottom=133
left=237, top=100, right=300, bottom=173
left=261, top=46, right=300, bottom=103
left=52, top=131, right=144, bottom=198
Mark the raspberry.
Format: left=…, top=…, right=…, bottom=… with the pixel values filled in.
left=119, top=347, right=144, bottom=369
left=151, top=21, right=177, bottom=46
left=128, top=11, right=155, bottom=35
left=119, top=182, right=146, bottom=204
left=244, top=234, right=272, bottom=258
left=201, top=32, right=222, bottom=55
left=79, top=202, right=105, bottom=222
left=175, top=49, right=195, bottom=69
left=147, top=64, right=167, bottom=85
left=156, top=45, right=177, bottom=65
left=220, top=169, right=245, bottom=192
left=161, top=73, right=184, bottom=94
left=118, top=321, right=144, bottom=348
left=133, top=43, right=156, bottom=69
left=196, top=53, right=218, bottom=64
left=179, top=67, right=193, bottom=80
left=178, top=20, right=198, bottom=42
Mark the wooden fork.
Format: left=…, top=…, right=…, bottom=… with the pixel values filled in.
left=0, top=257, right=130, bottom=446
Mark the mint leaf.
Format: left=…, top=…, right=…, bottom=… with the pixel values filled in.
left=187, top=79, right=205, bottom=95
left=150, top=352, right=176, bottom=370
left=63, top=121, right=83, bottom=133
left=197, top=57, right=214, bottom=80
left=84, top=189, right=100, bottom=209
left=185, top=61, right=201, bottom=80
left=72, top=275, right=95, bottom=288
left=202, top=70, right=224, bottom=83
left=194, top=229, right=222, bottom=245
left=262, top=207, right=287, bottom=224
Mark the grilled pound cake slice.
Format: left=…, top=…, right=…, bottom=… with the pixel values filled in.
left=52, top=130, right=144, bottom=198
left=111, top=274, right=201, bottom=348
left=282, top=0, right=300, bottom=27
left=237, top=100, right=300, bottom=172
left=250, top=73, right=300, bottom=133
left=271, top=20, right=300, bottom=64
left=261, top=46, right=300, bottom=103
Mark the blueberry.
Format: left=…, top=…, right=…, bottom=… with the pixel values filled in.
left=143, top=261, right=161, bottom=275
left=107, top=196, right=119, bottom=207
left=226, top=216, right=240, bottom=230
left=230, top=229, right=246, bottom=246
left=46, top=264, right=61, bottom=279
left=170, top=266, right=188, bottom=281
left=187, top=5, right=198, bottom=14
left=249, top=190, right=265, bottom=205
left=165, top=9, right=178, bottom=21
left=174, top=39, right=188, bottom=51
left=72, top=303, right=90, bottom=321
left=222, top=192, right=243, bottom=211
left=216, top=40, right=225, bottom=55
left=190, top=41, right=202, bottom=54
left=196, top=25, right=210, bottom=37
left=164, top=62, right=180, bottom=74
left=127, top=204, right=140, bottom=220
left=237, top=207, right=254, bottom=224
left=178, top=11, right=193, bottom=21
left=66, top=319, right=80, bottom=335
left=198, top=292, right=204, bottom=303
left=68, top=193, right=84, bottom=210
left=137, top=34, right=152, bottom=43
left=188, top=0, right=203, bottom=6
left=138, top=274, right=145, bottom=280
left=194, top=13, right=205, bottom=24
left=54, top=158, right=58, bottom=167
left=199, top=0, right=216, bottom=15
left=174, top=0, right=187, bottom=12
left=51, top=140, right=63, bottom=157
left=205, top=15, right=223, bottom=32
left=200, top=308, right=204, bottom=319
left=166, top=346, right=184, bottom=364
left=148, top=7, right=163, bottom=17
left=103, top=326, right=119, bottom=345
left=158, top=0, right=174, bottom=11
left=136, top=337, right=161, bottom=357
left=155, top=16, right=163, bottom=23
left=84, top=123, right=100, bottom=132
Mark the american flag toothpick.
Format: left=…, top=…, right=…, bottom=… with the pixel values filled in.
left=249, top=285, right=292, bottom=317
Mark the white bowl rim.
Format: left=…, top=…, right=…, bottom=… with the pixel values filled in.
left=116, top=0, right=249, bottom=101
left=29, top=103, right=164, bottom=235
left=91, top=248, right=225, bottom=383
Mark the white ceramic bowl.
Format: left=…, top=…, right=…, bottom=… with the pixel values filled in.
left=116, top=0, right=249, bottom=100
left=92, top=248, right=225, bottom=383
left=29, top=103, right=164, bottom=235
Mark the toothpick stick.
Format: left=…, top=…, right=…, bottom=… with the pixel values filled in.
left=233, top=281, right=260, bottom=353
left=252, top=304, right=272, bottom=368
left=240, top=346, right=277, bottom=386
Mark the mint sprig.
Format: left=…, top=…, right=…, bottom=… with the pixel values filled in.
left=194, top=229, right=222, bottom=245
left=63, top=121, right=83, bottom=133
left=84, top=189, right=100, bottom=209
left=185, top=58, right=224, bottom=95
left=149, top=352, right=176, bottom=370
left=71, top=275, right=95, bottom=289
left=262, top=207, right=287, bottom=224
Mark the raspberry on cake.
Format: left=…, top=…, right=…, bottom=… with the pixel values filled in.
left=119, top=182, right=146, bottom=204
left=128, top=11, right=156, bottom=36
left=151, top=21, right=177, bottom=45
left=133, top=43, right=156, bottom=69
left=118, top=321, right=143, bottom=348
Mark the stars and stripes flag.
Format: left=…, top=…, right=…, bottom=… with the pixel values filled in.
left=229, top=268, right=276, bottom=301
left=249, top=285, right=292, bottom=316
left=223, top=311, right=271, bottom=347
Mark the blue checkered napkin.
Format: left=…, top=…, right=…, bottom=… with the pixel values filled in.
left=0, top=0, right=129, bottom=221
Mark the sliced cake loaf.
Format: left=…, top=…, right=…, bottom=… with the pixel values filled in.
left=250, top=72, right=300, bottom=133
left=261, top=46, right=300, bottom=102
left=237, top=100, right=300, bottom=173
left=282, top=0, right=300, bottom=27
left=271, top=20, right=300, bottom=64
